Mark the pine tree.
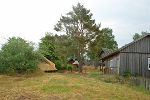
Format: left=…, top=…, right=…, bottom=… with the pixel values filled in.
left=54, top=3, right=101, bottom=73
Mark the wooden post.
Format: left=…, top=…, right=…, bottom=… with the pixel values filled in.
left=102, top=60, right=104, bottom=75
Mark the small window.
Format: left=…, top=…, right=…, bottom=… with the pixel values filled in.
left=110, top=60, right=113, bottom=67
left=148, top=58, right=150, bottom=70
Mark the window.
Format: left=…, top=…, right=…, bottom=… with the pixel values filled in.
left=117, top=58, right=119, bottom=67
left=148, top=58, right=150, bottom=70
left=110, top=60, right=113, bottom=67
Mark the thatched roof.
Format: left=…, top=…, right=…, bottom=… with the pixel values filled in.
left=39, top=57, right=57, bottom=72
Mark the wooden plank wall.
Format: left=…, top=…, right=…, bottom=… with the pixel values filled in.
left=121, top=36, right=150, bottom=53
left=120, top=53, right=150, bottom=78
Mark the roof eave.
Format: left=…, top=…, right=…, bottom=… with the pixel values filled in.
left=100, top=50, right=120, bottom=61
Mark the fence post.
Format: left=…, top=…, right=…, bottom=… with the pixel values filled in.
left=136, top=77, right=140, bottom=86
left=146, top=79, right=149, bottom=90
left=148, top=79, right=150, bottom=90
left=140, top=78, right=146, bottom=89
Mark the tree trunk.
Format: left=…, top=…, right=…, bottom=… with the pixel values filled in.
left=78, top=43, right=83, bottom=73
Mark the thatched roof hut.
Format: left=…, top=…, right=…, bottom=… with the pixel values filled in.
left=39, top=57, right=57, bottom=72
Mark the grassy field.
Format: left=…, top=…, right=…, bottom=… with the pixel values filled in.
left=0, top=70, right=150, bottom=100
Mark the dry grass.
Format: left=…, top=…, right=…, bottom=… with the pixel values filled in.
left=82, top=65, right=95, bottom=70
left=97, top=66, right=106, bottom=70
left=0, top=70, right=150, bottom=100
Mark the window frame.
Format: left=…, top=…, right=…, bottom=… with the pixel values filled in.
left=148, top=58, right=150, bottom=70
left=110, top=59, right=113, bottom=67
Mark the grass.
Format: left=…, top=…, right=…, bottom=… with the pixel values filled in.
left=0, top=70, right=150, bottom=100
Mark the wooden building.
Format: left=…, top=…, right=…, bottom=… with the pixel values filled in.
left=97, top=48, right=114, bottom=71
left=67, top=59, right=79, bottom=69
left=99, top=34, right=150, bottom=78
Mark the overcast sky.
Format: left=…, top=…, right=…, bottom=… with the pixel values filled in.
left=0, top=0, right=150, bottom=49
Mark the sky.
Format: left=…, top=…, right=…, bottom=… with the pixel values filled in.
left=0, top=0, right=150, bottom=49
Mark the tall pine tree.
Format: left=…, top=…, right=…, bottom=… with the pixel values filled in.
left=54, top=3, right=102, bottom=72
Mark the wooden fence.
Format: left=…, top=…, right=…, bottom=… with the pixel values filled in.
left=130, top=77, right=150, bottom=90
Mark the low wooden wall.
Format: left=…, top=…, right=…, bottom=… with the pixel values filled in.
left=104, top=67, right=120, bottom=75
left=130, top=77, right=150, bottom=90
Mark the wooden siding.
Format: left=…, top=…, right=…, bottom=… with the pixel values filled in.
left=105, top=53, right=120, bottom=68
left=121, top=36, right=150, bottom=53
left=120, top=53, right=150, bottom=78
left=105, top=54, right=120, bottom=75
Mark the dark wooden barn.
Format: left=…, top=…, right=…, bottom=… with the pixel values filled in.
left=99, top=34, right=150, bottom=78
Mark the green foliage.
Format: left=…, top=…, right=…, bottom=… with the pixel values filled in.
left=54, top=3, right=102, bottom=72
left=123, top=69, right=132, bottom=78
left=0, top=37, right=41, bottom=74
left=135, top=72, right=140, bottom=77
left=67, top=64, right=73, bottom=72
left=39, top=36, right=59, bottom=62
left=54, top=60, right=62, bottom=70
left=61, top=64, right=68, bottom=70
left=42, top=32, right=75, bottom=64
left=88, top=28, right=118, bottom=60
left=115, top=74, right=119, bottom=80
left=133, top=31, right=148, bottom=41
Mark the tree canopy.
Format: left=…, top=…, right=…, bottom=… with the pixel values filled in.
left=39, top=34, right=59, bottom=62
left=133, top=31, right=148, bottom=41
left=87, top=28, right=118, bottom=60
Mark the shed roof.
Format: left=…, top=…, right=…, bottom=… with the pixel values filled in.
left=97, top=48, right=114, bottom=58
left=73, top=60, right=79, bottom=65
left=100, top=33, right=150, bottom=60
left=67, top=58, right=75, bottom=63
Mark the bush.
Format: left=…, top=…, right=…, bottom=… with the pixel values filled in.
left=67, top=64, right=73, bottom=72
left=123, top=69, right=132, bottom=78
left=61, top=64, right=67, bottom=70
left=135, top=72, right=140, bottom=77
left=54, top=60, right=62, bottom=70
left=0, top=37, right=41, bottom=74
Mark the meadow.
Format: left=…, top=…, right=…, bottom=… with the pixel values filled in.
left=0, top=70, right=150, bottom=100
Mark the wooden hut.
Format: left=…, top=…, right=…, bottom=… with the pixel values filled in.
left=99, top=34, right=150, bottom=78
left=67, top=59, right=79, bottom=69
left=39, top=57, right=57, bottom=72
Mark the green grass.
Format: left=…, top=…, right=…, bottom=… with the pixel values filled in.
left=0, top=70, right=150, bottom=100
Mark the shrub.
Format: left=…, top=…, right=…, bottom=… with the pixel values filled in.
left=54, top=60, right=62, bottom=70
left=123, top=69, right=132, bottom=78
left=135, top=72, right=140, bottom=77
left=61, top=64, right=67, bottom=70
left=0, top=37, right=41, bottom=74
left=67, top=64, right=73, bottom=72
